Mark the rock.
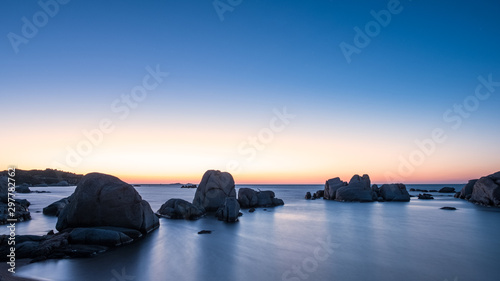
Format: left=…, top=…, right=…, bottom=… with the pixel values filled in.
left=379, top=184, right=410, bottom=202
left=377, top=197, right=384, bottom=202
left=470, top=172, right=500, bottom=206
left=418, top=193, right=434, bottom=200
left=56, top=173, right=159, bottom=234
left=237, top=188, right=284, bottom=208
left=181, top=184, right=197, bottom=188
left=216, top=197, right=240, bottom=222
left=238, top=188, right=259, bottom=208
left=193, top=170, right=236, bottom=212
left=16, top=183, right=31, bottom=193
left=248, top=208, right=255, bottom=213
left=409, top=188, right=416, bottom=191
left=439, top=187, right=456, bottom=193
left=69, top=228, right=133, bottom=247
left=459, top=179, right=478, bottom=199
left=305, top=192, right=312, bottom=199
left=0, top=177, right=31, bottom=224
left=324, top=177, right=347, bottom=200
left=314, top=190, right=324, bottom=199
left=52, top=181, right=69, bottom=186
left=198, top=230, right=212, bottom=234
left=156, top=198, right=205, bottom=220
left=454, top=192, right=460, bottom=198
left=335, top=174, right=373, bottom=202
left=440, top=206, right=457, bottom=210
left=43, top=196, right=71, bottom=216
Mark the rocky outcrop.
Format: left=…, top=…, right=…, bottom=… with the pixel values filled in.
left=456, top=172, right=500, bottom=207
left=418, top=193, right=434, bottom=200
left=313, top=190, right=324, bottom=199
left=335, top=174, right=373, bottom=202
left=43, top=196, right=71, bottom=216
left=238, top=188, right=284, bottom=208
left=56, top=173, right=159, bottom=234
left=156, top=198, right=205, bottom=220
left=16, top=183, right=31, bottom=193
left=305, top=192, right=312, bottom=199
left=216, top=197, right=240, bottom=222
left=438, top=187, right=456, bottom=193
left=324, top=177, right=347, bottom=200
left=379, top=184, right=410, bottom=202
left=193, top=170, right=236, bottom=212
left=0, top=177, right=31, bottom=225
left=0, top=168, right=82, bottom=186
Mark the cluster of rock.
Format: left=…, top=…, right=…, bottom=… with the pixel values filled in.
left=156, top=170, right=284, bottom=223
left=409, top=187, right=456, bottom=193
left=308, top=174, right=410, bottom=202
left=418, top=193, right=434, bottom=200
left=455, top=171, right=500, bottom=207
left=0, top=176, right=31, bottom=225
left=181, top=184, right=197, bottom=188
left=2, top=173, right=160, bottom=262
left=305, top=190, right=324, bottom=200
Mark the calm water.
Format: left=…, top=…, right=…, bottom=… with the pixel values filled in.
left=6, top=184, right=500, bottom=281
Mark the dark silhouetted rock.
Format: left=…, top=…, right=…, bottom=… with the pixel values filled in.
left=248, top=208, right=255, bottom=213
left=69, top=228, right=133, bottom=247
left=237, top=188, right=284, bottom=208
left=156, top=198, right=205, bottom=220
left=379, top=183, right=410, bottom=202
left=439, top=187, right=456, bottom=193
left=418, top=193, right=434, bottom=200
left=410, top=188, right=416, bottom=191
left=313, top=190, right=324, bottom=199
left=440, top=206, right=457, bottom=210
left=193, top=170, right=236, bottom=212
left=198, top=230, right=212, bottom=234
left=216, top=197, right=240, bottom=222
left=305, top=192, right=312, bottom=199
left=43, top=196, right=71, bottom=216
left=56, top=173, right=159, bottom=234
left=470, top=172, right=500, bottom=206
left=324, top=177, right=347, bottom=200
left=16, top=183, right=31, bottom=193
left=459, top=179, right=478, bottom=199
left=0, top=177, right=31, bottom=224
left=336, top=174, right=373, bottom=202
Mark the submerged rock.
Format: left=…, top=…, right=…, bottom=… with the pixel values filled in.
left=193, top=170, right=236, bottom=212
left=156, top=198, right=205, bottom=220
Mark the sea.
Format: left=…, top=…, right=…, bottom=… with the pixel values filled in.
left=3, top=184, right=500, bottom=281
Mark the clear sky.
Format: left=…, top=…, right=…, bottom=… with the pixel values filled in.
left=1, top=0, right=499, bottom=184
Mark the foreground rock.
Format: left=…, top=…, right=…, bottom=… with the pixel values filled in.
left=193, top=170, right=236, bottom=212
left=238, top=188, right=284, bottom=208
left=216, top=197, right=240, bottom=222
left=156, top=198, right=205, bottom=220
left=0, top=176, right=31, bottom=225
left=43, top=196, right=72, bottom=216
left=378, top=184, right=410, bottom=202
left=56, top=172, right=159, bottom=234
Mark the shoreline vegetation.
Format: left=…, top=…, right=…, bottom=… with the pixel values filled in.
left=0, top=168, right=499, bottom=273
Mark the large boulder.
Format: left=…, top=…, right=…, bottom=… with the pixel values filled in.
left=324, top=177, right=347, bottom=200
left=193, top=170, right=236, bottom=212
left=379, top=184, right=410, bottom=202
left=216, top=197, right=240, bottom=222
left=438, top=187, right=456, bottom=193
left=237, top=188, right=284, bottom=208
left=43, top=196, right=71, bottom=216
left=470, top=172, right=500, bottom=206
left=459, top=179, right=477, bottom=199
left=335, top=174, right=373, bottom=202
left=56, top=173, right=159, bottom=234
left=156, top=198, right=205, bottom=220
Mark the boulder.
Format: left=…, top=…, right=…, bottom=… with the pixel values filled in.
left=43, top=196, right=71, bottom=216
left=56, top=173, right=159, bottom=234
left=305, top=192, right=312, bottom=200
left=216, top=197, right=240, bottom=222
left=238, top=188, right=259, bottom=208
left=156, top=198, right=205, bottom=220
left=193, top=170, right=236, bottom=212
left=438, top=187, right=456, bottom=193
left=237, top=188, right=284, bottom=208
left=470, top=173, right=500, bottom=206
left=314, top=190, right=324, bottom=199
left=459, top=179, right=478, bottom=199
left=69, top=228, right=133, bottom=247
left=379, top=184, right=410, bottom=202
left=418, top=193, right=434, bottom=200
left=16, top=183, right=31, bottom=193
left=335, top=174, right=373, bottom=202
left=324, top=177, right=347, bottom=200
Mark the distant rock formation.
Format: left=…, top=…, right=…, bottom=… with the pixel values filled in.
left=418, top=193, right=434, bottom=200
left=56, top=173, right=159, bottom=234
left=181, top=184, right=197, bottom=188
left=238, top=188, right=284, bottom=208
left=0, top=176, right=31, bottom=225
left=156, top=198, right=205, bottom=220
left=0, top=168, right=82, bottom=186
left=335, top=174, right=373, bottom=202
left=192, top=170, right=236, bottom=212
left=438, top=187, right=456, bottom=193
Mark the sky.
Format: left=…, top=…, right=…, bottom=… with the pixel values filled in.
left=1, top=0, right=499, bottom=184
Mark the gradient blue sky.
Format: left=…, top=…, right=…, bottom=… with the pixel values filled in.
left=1, top=0, right=499, bottom=183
